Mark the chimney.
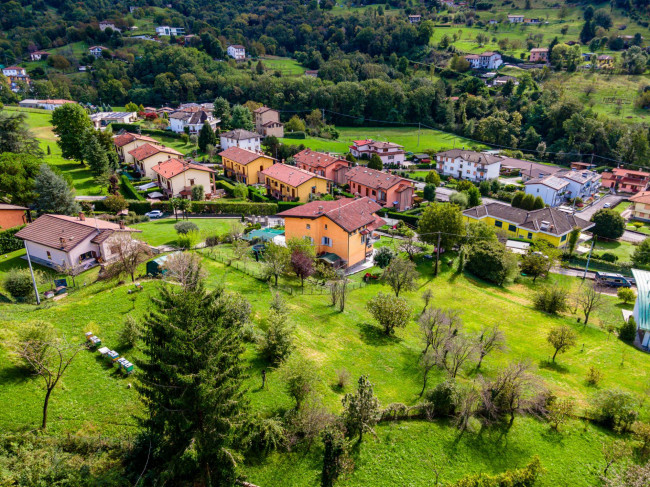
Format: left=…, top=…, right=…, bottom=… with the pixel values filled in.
left=119, top=220, right=125, bottom=229
left=317, top=205, right=324, bottom=215
left=60, top=236, right=66, bottom=248
left=78, top=212, right=85, bottom=221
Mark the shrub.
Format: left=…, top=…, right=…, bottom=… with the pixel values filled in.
left=0, top=225, right=25, bottom=254
left=177, top=230, right=200, bottom=249
left=591, top=389, right=639, bottom=431
left=335, top=368, right=351, bottom=390
left=424, top=380, right=459, bottom=417
left=617, top=287, right=636, bottom=304
left=373, top=246, right=395, bottom=269
left=205, top=234, right=221, bottom=247
left=533, top=284, right=568, bottom=314
left=619, top=316, right=637, bottom=342
left=120, top=174, right=145, bottom=201
left=119, top=315, right=140, bottom=348
left=174, top=221, right=199, bottom=234
left=598, top=252, right=618, bottom=263
left=451, top=456, right=543, bottom=487
left=586, top=366, right=603, bottom=387
left=3, top=268, right=35, bottom=300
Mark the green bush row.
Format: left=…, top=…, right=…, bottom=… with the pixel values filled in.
left=214, top=178, right=236, bottom=196
left=377, top=209, right=420, bottom=226
left=150, top=201, right=279, bottom=216
left=284, top=131, right=306, bottom=139
left=120, top=174, right=146, bottom=201
left=0, top=225, right=25, bottom=254
left=108, top=124, right=184, bottom=140
left=277, top=201, right=303, bottom=212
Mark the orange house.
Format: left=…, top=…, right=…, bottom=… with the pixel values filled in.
left=294, top=149, right=350, bottom=185
left=345, top=166, right=414, bottom=211
left=278, top=197, right=385, bottom=268
left=0, top=204, right=28, bottom=230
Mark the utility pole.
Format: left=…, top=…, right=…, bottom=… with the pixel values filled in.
left=417, top=122, right=421, bottom=148
left=24, top=242, right=41, bottom=305
left=434, top=231, right=441, bottom=277
left=583, top=238, right=595, bottom=280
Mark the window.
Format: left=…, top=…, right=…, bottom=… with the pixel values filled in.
left=495, top=221, right=502, bottom=228
left=46, top=251, right=52, bottom=260
left=325, top=224, right=328, bottom=230
left=528, top=232, right=533, bottom=239
left=508, top=224, right=516, bottom=232
left=561, top=235, right=567, bottom=242
left=189, top=179, right=195, bottom=186
left=306, top=224, right=311, bottom=229
left=321, top=236, right=332, bottom=246
left=361, top=234, right=366, bottom=243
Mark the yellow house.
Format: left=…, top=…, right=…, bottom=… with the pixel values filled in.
left=218, top=146, right=275, bottom=184
left=261, top=163, right=331, bottom=203
left=630, top=191, right=650, bottom=221
left=113, top=132, right=159, bottom=164
left=152, top=158, right=215, bottom=199
left=278, top=197, right=385, bottom=268
left=129, top=143, right=184, bottom=179
left=462, top=202, right=593, bottom=247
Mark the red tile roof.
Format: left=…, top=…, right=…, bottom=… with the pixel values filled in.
left=345, top=166, right=412, bottom=191
left=128, top=143, right=183, bottom=160
left=218, top=146, right=267, bottom=165
left=152, top=158, right=215, bottom=179
left=630, top=191, right=650, bottom=205
left=0, top=204, right=27, bottom=210
left=294, top=149, right=349, bottom=169
left=261, top=163, right=325, bottom=187
left=278, top=197, right=385, bottom=233
left=113, top=132, right=157, bottom=148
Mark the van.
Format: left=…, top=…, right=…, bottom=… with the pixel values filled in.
left=595, top=272, right=633, bottom=288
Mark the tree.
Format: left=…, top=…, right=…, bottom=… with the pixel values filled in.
left=261, top=293, right=294, bottom=363
left=16, top=323, right=83, bottom=429
left=3, top=268, right=37, bottom=301
left=425, top=170, right=441, bottom=186
left=342, top=375, right=380, bottom=441
left=476, top=325, right=506, bottom=369
left=0, top=111, right=42, bottom=156
left=547, top=325, right=577, bottom=362
left=576, top=282, right=602, bottom=326
left=592, top=389, right=638, bottom=431
left=520, top=193, right=536, bottom=211
left=101, top=233, right=152, bottom=282
left=366, top=292, right=412, bottom=335
left=34, top=164, right=80, bottom=215
left=443, top=334, right=476, bottom=378
left=520, top=252, right=549, bottom=282
left=466, top=186, right=481, bottom=208
left=423, top=184, right=436, bottom=202
left=104, top=194, right=128, bottom=214
left=51, top=103, right=92, bottom=163
left=191, top=184, right=204, bottom=201
left=566, top=227, right=581, bottom=257
left=373, top=246, right=395, bottom=269
left=580, top=21, right=596, bottom=44
left=213, top=97, right=231, bottom=127
left=198, top=120, right=216, bottom=152
left=465, top=240, right=518, bottom=286
left=0, top=152, right=41, bottom=205
left=321, top=426, right=350, bottom=487
left=532, top=196, right=545, bottom=210
left=632, top=238, right=650, bottom=266
left=367, top=153, right=383, bottom=170
left=418, top=307, right=462, bottom=359
left=593, top=9, right=613, bottom=29
left=383, top=257, right=418, bottom=297
left=135, top=274, right=249, bottom=485
left=230, top=104, right=254, bottom=130
left=285, top=115, right=306, bottom=132
left=119, top=315, right=140, bottom=348
left=617, top=287, right=636, bottom=305
left=291, top=250, right=314, bottom=286
left=263, top=242, right=290, bottom=286
left=547, top=397, right=574, bottom=431
left=281, top=356, right=317, bottom=410
left=619, top=316, right=637, bottom=342
left=511, top=191, right=525, bottom=209
left=591, top=209, right=625, bottom=240
left=82, top=128, right=112, bottom=176
left=233, top=182, right=248, bottom=200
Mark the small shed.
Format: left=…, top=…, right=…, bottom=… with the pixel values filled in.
left=146, top=252, right=179, bottom=277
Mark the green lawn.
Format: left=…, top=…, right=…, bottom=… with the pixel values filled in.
left=259, top=56, right=305, bottom=75
left=593, top=238, right=637, bottom=261
left=131, top=217, right=239, bottom=246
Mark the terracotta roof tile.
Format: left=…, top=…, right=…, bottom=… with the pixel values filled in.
left=128, top=143, right=183, bottom=160
left=152, top=158, right=215, bottom=179
left=278, top=197, right=385, bottom=233
left=113, top=132, right=157, bottom=148
left=261, top=163, right=324, bottom=187
left=345, top=166, right=412, bottom=191
left=294, top=149, right=349, bottom=169
left=218, top=146, right=268, bottom=165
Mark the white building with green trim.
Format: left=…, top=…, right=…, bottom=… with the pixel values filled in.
left=632, top=269, right=650, bottom=347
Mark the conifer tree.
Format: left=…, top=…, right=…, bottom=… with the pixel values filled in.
left=198, top=120, right=216, bottom=152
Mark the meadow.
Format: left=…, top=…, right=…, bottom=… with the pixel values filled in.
left=259, top=56, right=306, bottom=75
left=131, top=217, right=238, bottom=246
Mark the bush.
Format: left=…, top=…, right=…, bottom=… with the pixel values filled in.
left=533, top=284, right=568, bottom=314
left=174, top=221, right=199, bottom=234
left=586, top=366, right=603, bottom=387
left=284, top=131, right=306, bottom=139
left=205, top=234, right=221, bottom=247
left=591, top=389, right=639, bottom=431
left=150, top=201, right=278, bottom=216
left=177, top=230, right=200, bottom=249
left=0, top=225, right=25, bottom=254
left=3, top=268, right=35, bottom=300
left=119, top=315, right=140, bottom=348
left=598, top=252, right=618, bottom=263
left=424, top=380, right=459, bottom=417
left=619, top=316, right=637, bottom=342
left=120, top=174, right=145, bottom=201
left=373, top=246, right=395, bottom=269
left=451, top=456, right=543, bottom=487
left=617, top=287, right=636, bottom=304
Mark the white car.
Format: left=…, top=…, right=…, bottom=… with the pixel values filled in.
left=146, top=210, right=163, bottom=219
left=603, top=203, right=611, bottom=208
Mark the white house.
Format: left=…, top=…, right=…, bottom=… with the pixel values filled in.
left=555, top=169, right=601, bottom=200
left=507, top=14, right=524, bottom=23
left=99, top=21, right=120, bottom=32
left=15, top=213, right=140, bottom=273
left=436, top=149, right=502, bottom=182
left=227, top=45, right=246, bottom=60
left=152, top=159, right=215, bottom=199
left=37, top=99, right=76, bottom=110
left=220, top=129, right=261, bottom=152
left=465, top=51, right=503, bottom=70
left=29, top=51, right=49, bottom=61
left=90, top=112, right=138, bottom=129
left=524, top=175, right=570, bottom=206
left=156, top=26, right=185, bottom=36
left=349, top=139, right=406, bottom=167
left=168, top=110, right=219, bottom=134
left=2, top=66, right=27, bottom=77
left=408, top=14, right=421, bottom=23
left=89, top=46, right=106, bottom=58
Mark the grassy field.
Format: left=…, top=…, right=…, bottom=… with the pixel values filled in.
left=593, top=238, right=637, bottom=261
left=259, top=56, right=306, bottom=75
left=280, top=126, right=485, bottom=155
left=131, top=217, right=239, bottom=246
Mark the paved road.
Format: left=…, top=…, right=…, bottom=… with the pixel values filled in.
left=434, top=186, right=501, bottom=205
left=622, top=230, right=646, bottom=243
left=575, top=194, right=625, bottom=221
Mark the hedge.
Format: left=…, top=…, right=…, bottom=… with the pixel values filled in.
left=108, top=124, right=184, bottom=140
left=149, top=201, right=278, bottom=216
left=0, top=225, right=25, bottom=254
left=277, top=201, right=303, bottom=212
left=284, top=131, right=306, bottom=139
left=248, top=186, right=270, bottom=202
left=93, top=199, right=152, bottom=215
left=214, top=179, right=236, bottom=196
left=120, top=174, right=146, bottom=201
left=377, top=209, right=420, bottom=226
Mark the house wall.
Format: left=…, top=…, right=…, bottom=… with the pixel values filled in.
left=463, top=215, right=566, bottom=247
left=524, top=183, right=563, bottom=206
left=220, top=136, right=261, bottom=152
left=265, top=176, right=330, bottom=202
left=137, top=153, right=178, bottom=179
left=0, top=209, right=26, bottom=230
left=24, top=233, right=102, bottom=268
left=169, top=118, right=186, bottom=133
left=436, top=156, right=501, bottom=182
left=632, top=202, right=650, bottom=221
left=120, top=139, right=153, bottom=164
left=222, top=155, right=274, bottom=184
left=159, top=169, right=213, bottom=198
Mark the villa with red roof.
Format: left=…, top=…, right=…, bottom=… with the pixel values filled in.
left=261, top=164, right=331, bottom=202
left=129, top=143, right=184, bottom=179
left=152, top=159, right=215, bottom=199
left=294, top=149, right=350, bottom=185
left=349, top=139, right=406, bottom=166
left=113, top=132, right=159, bottom=164
left=601, top=167, right=650, bottom=194
left=278, top=197, right=385, bottom=268
left=345, top=166, right=414, bottom=211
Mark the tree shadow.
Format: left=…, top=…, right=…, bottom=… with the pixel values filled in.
left=0, top=364, right=30, bottom=385
left=357, top=322, right=402, bottom=346
left=539, top=359, right=570, bottom=374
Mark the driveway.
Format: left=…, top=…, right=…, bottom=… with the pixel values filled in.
left=622, top=230, right=647, bottom=243
left=575, top=194, right=625, bottom=221
left=433, top=186, right=501, bottom=205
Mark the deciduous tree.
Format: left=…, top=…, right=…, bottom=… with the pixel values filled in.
left=342, top=375, right=380, bottom=441
left=366, top=292, right=412, bottom=335
left=51, top=103, right=92, bottom=163
left=382, top=256, right=418, bottom=297
left=547, top=325, right=577, bottom=362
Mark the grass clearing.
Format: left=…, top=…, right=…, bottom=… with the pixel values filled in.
left=259, top=56, right=305, bottom=75
left=131, top=217, right=239, bottom=246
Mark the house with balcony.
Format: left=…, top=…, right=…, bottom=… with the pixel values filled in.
left=629, top=191, right=650, bottom=221
left=113, top=132, right=159, bottom=164
left=344, top=166, right=414, bottom=211
left=129, top=143, right=184, bottom=179
left=220, top=129, right=261, bottom=152
left=152, top=159, right=215, bottom=199
left=261, top=164, right=331, bottom=203
left=529, top=48, right=549, bottom=63
left=219, top=146, right=275, bottom=184
left=601, top=168, right=650, bottom=194
left=349, top=139, right=406, bottom=166
left=436, top=149, right=502, bottom=182
left=156, top=26, right=185, bottom=36
left=227, top=45, right=246, bottom=60
left=555, top=169, right=601, bottom=200
left=253, top=106, right=284, bottom=138
left=168, top=110, right=219, bottom=134
left=89, top=46, right=107, bottom=58
left=2, top=66, right=30, bottom=91
left=294, top=149, right=350, bottom=185
left=524, top=175, right=570, bottom=206
left=464, top=52, right=503, bottom=70
left=278, top=197, right=385, bottom=269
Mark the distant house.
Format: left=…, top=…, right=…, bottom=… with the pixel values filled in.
left=488, top=19, right=498, bottom=24
left=37, top=99, right=76, bottom=110
left=227, top=45, right=246, bottom=60
left=0, top=204, right=29, bottom=230
left=156, top=26, right=185, bottom=36
left=524, top=176, right=570, bottom=206
left=29, top=50, right=49, bottom=61
left=349, top=139, right=406, bottom=166
left=571, top=162, right=596, bottom=170
left=304, top=70, right=319, bottom=78
left=465, top=51, right=503, bottom=70
left=261, top=163, right=331, bottom=203
left=219, top=146, right=275, bottom=184
left=152, top=159, right=215, bottom=199
left=99, top=21, right=120, bottom=32
left=408, top=14, right=421, bottom=23
left=524, top=18, right=541, bottom=24
left=507, top=14, right=524, bottom=23
left=90, top=111, right=138, bottom=129
left=278, top=197, right=385, bottom=269
left=529, top=48, right=548, bottom=63
left=168, top=110, right=219, bottom=134
left=129, top=143, right=184, bottom=179
left=598, top=54, right=614, bottom=67
left=2, top=66, right=30, bottom=91
left=220, top=129, right=261, bottom=152
left=113, top=132, right=159, bottom=164
left=499, top=157, right=560, bottom=181
left=601, top=168, right=650, bottom=194
left=345, top=166, right=414, bottom=211
left=436, top=149, right=502, bottom=182
left=88, top=46, right=106, bottom=58
left=253, top=106, right=284, bottom=138
left=14, top=213, right=140, bottom=272
left=18, top=99, right=41, bottom=109
left=463, top=203, right=594, bottom=248
left=294, top=149, right=350, bottom=185
left=488, top=75, right=519, bottom=87
left=629, top=191, right=650, bottom=221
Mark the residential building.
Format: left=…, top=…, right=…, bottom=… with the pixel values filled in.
left=464, top=51, right=503, bottom=70
left=14, top=213, right=140, bottom=272
left=168, top=110, right=219, bottom=134
left=529, top=48, right=548, bottom=63
left=499, top=157, right=561, bottom=181
left=278, top=197, right=385, bottom=268
left=601, top=168, right=650, bottom=193
left=113, top=132, right=159, bottom=164
left=631, top=269, right=650, bottom=347
left=29, top=51, right=49, bottom=61
left=253, top=106, right=284, bottom=138
left=487, top=75, right=519, bottom=87
left=152, top=159, right=215, bottom=199
left=18, top=99, right=40, bottom=109
left=261, top=164, right=331, bottom=203
left=507, top=14, right=524, bottom=22
left=524, top=18, right=541, bottom=24
left=178, top=102, right=214, bottom=112
left=90, top=111, right=138, bottom=129
left=219, top=146, right=275, bottom=184
left=408, top=14, right=421, bottom=23
left=571, top=162, right=596, bottom=170
left=0, top=204, right=29, bottom=230
left=629, top=191, right=650, bottom=221
left=304, top=70, right=319, bottom=77
left=99, top=21, right=120, bottom=32
left=345, top=166, right=414, bottom=211
left=349, top=139, right=406, bottom=166
left=488, top=19, right=498, bottom=24
left=36, top=99, right=76, bottom=110
left=227, top=45, right=246, bottom=60
left=436, top=149, right=502, bottom=182
left=2, top=66, right=30, bottom=91
left=2, top=66, right=27, bottom=77
left=294, top=149, right=350, bottom=185
left=524, top=176, right=570, bottom=206
left=88, top=46, right=106, bottom=58
left=156, top=26, right=185, bottom=36
left=463, top=203, right=594, bottom=248
left=598, top=54, right=614, bottom=67
left=555, top=169, right=601, bottom=200
left=220, top=129, right=261, bottom=152
left=129, top=143, right=184, bottom=179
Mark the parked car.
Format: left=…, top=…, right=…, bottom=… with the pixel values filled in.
left=146, top=210, right=163, bottom=219
left=595, top=272, right=633, bottom=288
left=603, top=203, right=611, bottom=208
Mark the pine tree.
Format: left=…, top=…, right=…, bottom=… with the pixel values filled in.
left=511, top=191, right=525, bottom=209
left=34, top=164, right=80, bottom=215
left=367, top=154, right=383, bottom=170
left=135, top=279, right=249, bottom=485
left=533, top=196, right=545, bottom=210
left=82, top=131, right=110, bottom=176
left=198, top=120, right=216, bottom=152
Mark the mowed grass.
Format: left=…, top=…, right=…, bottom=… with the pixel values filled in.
left=259, top=56, right=305, bottom=75
left=593, top=238, right=637, bottom=261
left=279, top=126, right=485, bottom=155
left=131, top=218, right=239, bottom=246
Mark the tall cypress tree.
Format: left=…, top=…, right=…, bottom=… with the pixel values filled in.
left=198, top=120, right=216, bottom=152
left=82, top=130, right=109, bottom=176
left=134, top=274, right=249, bottom=486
